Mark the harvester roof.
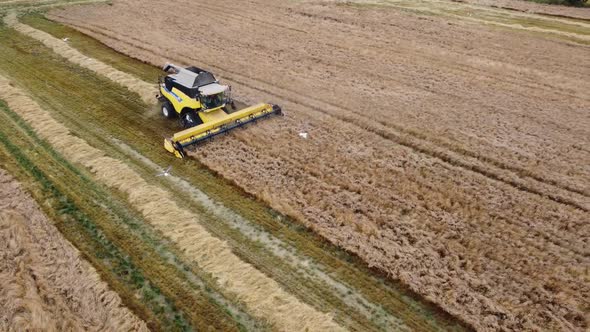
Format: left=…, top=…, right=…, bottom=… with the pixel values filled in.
left=166, top=64, right=217, bottom=89
left=199, top=83, right=227, bottom=96
left=170, top=70, right=217, bottom=88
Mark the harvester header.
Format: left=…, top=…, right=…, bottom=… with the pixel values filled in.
left=157, top=64, right=282, bottom=158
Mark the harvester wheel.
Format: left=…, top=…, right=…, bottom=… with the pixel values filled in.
left=181, top=110, right=203, bottom=128
left=221, top=101, right=237, bottom=114
left=161, top=101, right=175, bottom=118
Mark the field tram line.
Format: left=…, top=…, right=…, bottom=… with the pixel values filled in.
left=0, top=0, right=109, bottom=12
left=0, top=21, right=460, bottom=331
left=0, top=99, right=262, bottom=331
left=202, top=66, right=590, bottom=212
left=227, top=130, right=588, bottom=262
left=189, top=0, right=590, bottom=103
left=46, top=16, right=589, bottom=212
left=32, top=12, right=589, bottom=254
left=341, top=0, right=590, bottom=43
left=0, top=76, right=343, bottom=332
left=19, top=7, right=590, bottom=270
left=224, top=128, right=590, bottom=281
left=225, top=78, right=590, bottom=209
left=28, top=4, right=590, bottom=330
left=12, top=11, right=588, bottom=326
left=111, top=138, right=413, bottom=332
left=0, top=24, right=405, bottom=329
left=0, top=175, right=149, bottom=332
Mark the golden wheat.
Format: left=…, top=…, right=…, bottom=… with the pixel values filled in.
left=0, top=172, right=148, bottom=332
left=0, top=76, right=342, bottom=331
left=44, top=3, right=590, bottom=330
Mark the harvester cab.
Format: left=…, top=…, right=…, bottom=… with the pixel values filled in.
left=159, top=64, right=235, bottom=127
left=157, top=63, right=281, bottom=158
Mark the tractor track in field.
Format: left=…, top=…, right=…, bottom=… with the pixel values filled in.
left=44, top=2, right=590, bottom=330
left=217, top=126, right=588, bottom=286
left=0, top=0, right=108, bottom=12
left=190, top=0, right=589, bottom=108
left=442, top=0, right=590, bottom=21
left=0, top=75, right=343, bottom=332
left=0, top=19, right=473, bottom=331
left=197, top=0, right=590, bottom=79
left=341, top=0, right=590, bottom=42
left=0, top=170, right=148, bottom=332
left=35, top=18, right=589, bottom=267
left=0, top=102, right=253, bottom=331
left=5, top=13, right=154, bottom=104
left=112, top=138, right=411, bottom=331
left=190, top=0, right=590, bottom=103
left=44, top=14, right=590, bottom=215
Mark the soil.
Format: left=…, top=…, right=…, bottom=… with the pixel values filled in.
left=47, top=0, right=590, bottom=330
left=0, top=168, right=148, bottom=331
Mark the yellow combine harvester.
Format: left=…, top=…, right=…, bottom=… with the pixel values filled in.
left=157, top=63, right=282, bottom=158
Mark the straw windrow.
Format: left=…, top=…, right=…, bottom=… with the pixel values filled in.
left=4, top=12, right=155, bottom=104
left=0, top=76, right=342, bottom=331
left=0, top=171, right=148, bottom=332
left=0, top=210, right=147, bottom=331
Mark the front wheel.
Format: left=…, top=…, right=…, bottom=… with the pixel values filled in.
left=223, top=102, right=237, bottom=114
left=161, top=101, right=176, bottom=118
left=181, top=110, right=203, bottom=128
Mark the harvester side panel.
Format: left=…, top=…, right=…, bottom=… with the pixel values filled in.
left=160, top=85, right=200, bottom=114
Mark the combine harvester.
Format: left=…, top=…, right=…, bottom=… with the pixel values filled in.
left=157, top=63, right=282, bottom=158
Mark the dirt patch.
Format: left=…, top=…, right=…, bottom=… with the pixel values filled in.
left=47, top=0, right=589, bottom=330
left=0, top=168, right=148, bottom=331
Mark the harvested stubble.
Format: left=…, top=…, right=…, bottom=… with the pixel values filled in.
left=0, top=169, right=148, bottom=332
left=0, top=20, right=461, bottom=331
left=45, top=1, right=590, bottom=330
left=0, top=76, right=342, bottom=332
left=3, top=12, right=154, bottom=104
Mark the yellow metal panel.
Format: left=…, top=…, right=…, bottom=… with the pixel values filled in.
left=199, top=109, right=228, bottom=122
left=159, top=85, right=200, bottom=113
left=171, top=87, right=200, bottom=111
left=172, top=103, right=273, bottom=143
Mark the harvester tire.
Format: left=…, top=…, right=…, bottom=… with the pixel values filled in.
left=222, top=106, right=232, bottom=114
left=162, top=101, right=175, bottom=119
left=181, top=110, right=203, bottom=128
